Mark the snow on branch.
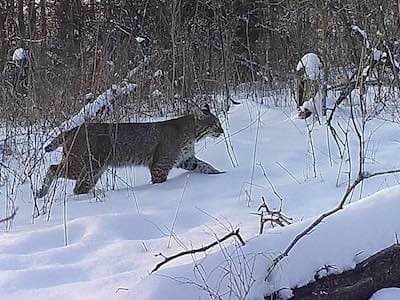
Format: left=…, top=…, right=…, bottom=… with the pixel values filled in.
left=46, top=57, right=150, bottom=143
left=296, top=53, right=322, bottom=81
left=351, top=25, right=395, bottom=67
left=351, top=25, right=370, bottom=49
left=48, top=82, right=136, bottom=140
left=327, top=26, right=400, bottom=125
left=290, top=244, right=400, bottom=299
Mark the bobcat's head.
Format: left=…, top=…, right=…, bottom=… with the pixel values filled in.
left=194, top=104, right=224, bottom=141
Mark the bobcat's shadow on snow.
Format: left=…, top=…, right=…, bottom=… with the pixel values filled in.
left=124, top=170, right=226, bottom=193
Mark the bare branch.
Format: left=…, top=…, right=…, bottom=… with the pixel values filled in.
left=256, top=196, right=292, bottom=234
left=0, top=206, right=17, bottom=224
left=151, top=229, right=245, bottom=273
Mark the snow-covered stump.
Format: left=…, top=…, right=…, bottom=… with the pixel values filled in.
left=295, top=53, right=323, bottom=120
left=2, top=47, right=29, bottom=93
left=12, top=48, right=28, bottom=67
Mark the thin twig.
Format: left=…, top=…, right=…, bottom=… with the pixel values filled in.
left=275, top=162, right=301, bottom=184
left=168, top=175, right=189, bottom=248
left=257, top=163, right=285, bottom=208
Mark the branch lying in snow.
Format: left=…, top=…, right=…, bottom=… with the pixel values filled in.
left=291, top=244, right=400, bottom=299
left=151, top=229, right=245, bottom=273
left=0, top=206, right=17, bottom=224
left=266, top=169, right=400, bottom=280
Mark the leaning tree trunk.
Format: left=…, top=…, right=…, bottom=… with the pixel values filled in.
left=278, top=244, right=400, bottom=300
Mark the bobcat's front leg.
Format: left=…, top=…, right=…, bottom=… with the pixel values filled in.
left=73, top=168, right=105, bottom=195
left=35, top=164, right=62, bottom=198
left=178, top=156, right=223, bottom=174
left=150, top=161, right=173, bottom=183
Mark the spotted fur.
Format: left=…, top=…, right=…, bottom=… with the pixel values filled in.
left=36, top=106, right=224, bottom=198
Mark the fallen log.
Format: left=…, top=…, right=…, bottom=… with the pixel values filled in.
left=286, top=244, right=400, bottom=299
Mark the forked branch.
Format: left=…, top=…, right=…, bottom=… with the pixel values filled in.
left=255, top=197, right=292, bottom=234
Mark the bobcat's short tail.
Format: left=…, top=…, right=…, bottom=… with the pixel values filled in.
left=44, top=133, right=65, bottom=152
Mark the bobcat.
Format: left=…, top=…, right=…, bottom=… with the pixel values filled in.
left=35, top=105, right=224, bottom=198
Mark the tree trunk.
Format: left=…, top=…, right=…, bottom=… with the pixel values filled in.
left=90, top=0, right=95, bottom=19
left=283, top=244, right=400, bottom=300
left=17, top=0, right=25, bottom=38
left=216, top=4, right=230, bottom=111
left=0, top=11, right=7, bottom=67
left=320, top=1, right=328, bottom=117
left=28, top=0, right=36, bottom=39
left=397, top=0, right=400, bottom=31
left=264, top=0, right=274, bottom=84
left=40, top=0, right=46, bottom=39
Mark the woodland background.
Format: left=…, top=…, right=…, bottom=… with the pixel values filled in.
left=0, top=0, right=399, bottom=122
left=1, top=2, right=400, bottom=299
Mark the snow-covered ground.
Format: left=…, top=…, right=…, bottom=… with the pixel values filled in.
left=1, top=98, right=400, bottom=299
left=371, top=288, right=400, bottom=300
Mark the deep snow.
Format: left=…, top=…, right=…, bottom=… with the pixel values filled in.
left=1, top=98, right=400, bottom=299
left=371, top=288, right=400, bottom=300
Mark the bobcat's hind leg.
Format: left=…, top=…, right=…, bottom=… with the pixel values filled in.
left=150, top=145, right=175, bottom=184
left=35, top=164, right=62, bottom=198
left=178, top=156, right=223, bottom=174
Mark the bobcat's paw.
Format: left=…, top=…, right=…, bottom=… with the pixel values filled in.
left=151, top=177, right=167, bottom=184
left=215, top=170, right=226, bottom=174
left=209, top=170, right=226, bottom=174
left=196, top=164, right=225, bottom=174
